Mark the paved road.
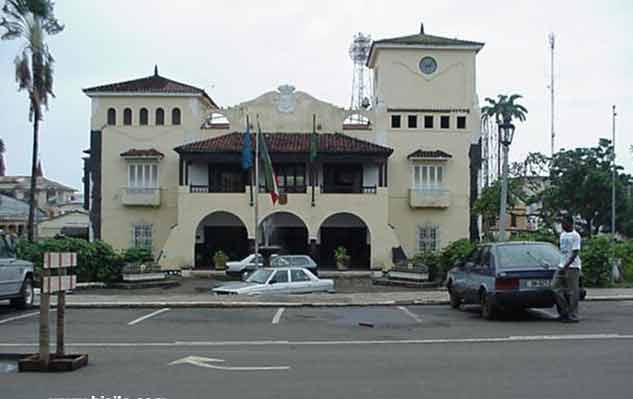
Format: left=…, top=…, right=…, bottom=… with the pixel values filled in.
left=1, top=301, right=633, bottom=399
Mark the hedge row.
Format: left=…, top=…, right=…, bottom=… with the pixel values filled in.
left=413, top=234, right=633, bottom=288
left=16, top=238, right=153, bottom=284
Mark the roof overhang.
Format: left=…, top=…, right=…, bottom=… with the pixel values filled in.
left=367, top=43, right=484, bottom=68
left=83, top=91, right=218, bottom=109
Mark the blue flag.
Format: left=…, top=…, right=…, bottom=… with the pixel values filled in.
left=241, top=125, right=253, bottom=170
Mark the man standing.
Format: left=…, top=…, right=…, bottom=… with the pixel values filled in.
left=552, top=216, right=582, bottom=323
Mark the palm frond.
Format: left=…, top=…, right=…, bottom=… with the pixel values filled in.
left=14, top=51, right=31, bottom=90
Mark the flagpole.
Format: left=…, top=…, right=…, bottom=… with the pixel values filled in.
left=254, top=114, right=259, bottom=258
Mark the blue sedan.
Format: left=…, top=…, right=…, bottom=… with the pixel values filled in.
left=446, top=241, right=585, bottom=320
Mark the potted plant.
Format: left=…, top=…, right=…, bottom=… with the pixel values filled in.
left=334, top=246, right=350, bottom=270
left=213, top=250, right=228, bottom=270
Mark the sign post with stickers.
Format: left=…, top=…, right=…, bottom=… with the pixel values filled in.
left=42, top=252, right=77, bottom=359
left=20, top=252, right=87, bottom=372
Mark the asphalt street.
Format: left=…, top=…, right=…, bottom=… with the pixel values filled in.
left=1, top=301, right=633, bottom=399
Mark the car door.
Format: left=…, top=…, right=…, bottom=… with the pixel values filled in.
left=268, top=270, right=291, bottom=294
left=473, top=247, right=495, bottom=294
left=462, top=248, right=482, bottom=303
left=289, top=268, right=313, bottom=293
left=0, top=237, right=20, bottom=296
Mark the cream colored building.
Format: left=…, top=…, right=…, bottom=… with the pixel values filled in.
left=83, top=25, right=484, bottom=270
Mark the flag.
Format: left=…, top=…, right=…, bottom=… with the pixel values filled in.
left=241, top=124, right=253, bottom=170
left=309, top=130, right=318, bottom=163
left=258, top=131, right=279, bottom=205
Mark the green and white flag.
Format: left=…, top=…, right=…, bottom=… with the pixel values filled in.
left=257, top=128, right=279, bottom=205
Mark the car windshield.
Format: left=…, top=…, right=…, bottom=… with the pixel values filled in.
left=245, top=269, right=273, bottom=284
left=496, top=244, right=561, bottom=269
left=271, top=256, right=290, bottom=267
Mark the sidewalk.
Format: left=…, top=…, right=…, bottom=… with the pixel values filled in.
left=41, top=288, right=633, bottom=309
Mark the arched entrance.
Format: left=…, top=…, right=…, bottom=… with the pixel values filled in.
left=319, top=212, right=370, bottom=269
left=195, top=211, right=248, bottom=268
left=258, top=212, right=308, bottom=255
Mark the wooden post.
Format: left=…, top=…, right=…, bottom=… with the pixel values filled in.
left=39, top=268, right=50, bottom=368
left=56, top=264, right=66, bottom=356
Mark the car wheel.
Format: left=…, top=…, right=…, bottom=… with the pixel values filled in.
left=480, top=291, right=496, bottom=320
left=11, top=277, right=34, bottom=309
left=448, top=286, right=461, bottom=309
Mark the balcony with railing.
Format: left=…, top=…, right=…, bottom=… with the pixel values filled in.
left=409, top=186, right=451, bottom=208
left=121, top=187, right=161, bottom=207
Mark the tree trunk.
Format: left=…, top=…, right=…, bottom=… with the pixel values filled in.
left=27, top=107, right=40, bottom=242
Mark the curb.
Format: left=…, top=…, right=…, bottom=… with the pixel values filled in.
left=57, top=295, right=633, bottom=309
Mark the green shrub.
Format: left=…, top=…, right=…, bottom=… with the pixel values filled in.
left=122, top=247, right=154, bottom=263
left=615, top=241, right=633, bottom=283
left=16, top=238, right=124, bottom=284
left=580, top=236, right=611, bottom=287
left=412, top=251, right=441, bottom=281
left=439, top=239, right=476, bottom=280
left=510, top=228, right=558, bottom=245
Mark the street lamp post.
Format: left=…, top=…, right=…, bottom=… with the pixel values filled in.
left=498, top=122, right=515, bottom=242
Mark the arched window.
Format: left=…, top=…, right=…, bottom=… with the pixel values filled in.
left=172, top=108, right=181, bottom=125
left=123, top=108, right=132, bottom=125
left=107, top=108, right=116, bottom=125
left=155, top=108, right=165, bottom=125
left=139, top=108, right=148, bottom=125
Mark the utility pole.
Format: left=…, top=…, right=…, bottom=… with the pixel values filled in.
left=549, top=33, right=556, bottom=156
left=611, top=105, right=617, bottom=282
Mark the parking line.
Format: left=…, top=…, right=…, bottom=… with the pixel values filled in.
left=272, top=307, right=285, bottom=325
left=398, top=306, right=423, bottom=323
left=128, top=308, right=170, bottom=326
left=0, top=310, right=54, bottom=325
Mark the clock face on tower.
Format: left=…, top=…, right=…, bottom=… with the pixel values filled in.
left=419, top=56, right=438, bottom=75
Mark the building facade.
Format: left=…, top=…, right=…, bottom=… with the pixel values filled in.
left=83, top=26, right=484, bottom=270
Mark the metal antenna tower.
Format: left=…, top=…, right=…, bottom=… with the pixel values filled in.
left=549, top=33, right=556, bottom=156
left=348, top=33, right=372, bottom=119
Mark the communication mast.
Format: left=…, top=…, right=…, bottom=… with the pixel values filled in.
left=549, top=33, right=556, bottom=156
left=348, top=33, right=372, bottom=120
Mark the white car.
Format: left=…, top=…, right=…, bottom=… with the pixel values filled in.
left=271, top=255, right=318, bottom=276
left=212, top=267, right=335, bottom=296
left=225, top=254, right=264, bottom=277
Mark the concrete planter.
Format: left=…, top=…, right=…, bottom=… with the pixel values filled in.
left=19, top=354, right=88, bottom=372
left=122, top=272, right=166, bottom=282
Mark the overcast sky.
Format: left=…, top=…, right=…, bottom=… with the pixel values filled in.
left=1, top=0, right=631, bottom=189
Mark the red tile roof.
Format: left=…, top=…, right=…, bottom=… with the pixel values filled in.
left=83, top=69, right=218, bottom=108
left=174, top=132, right=393, bottom=156
left=407, top=149, right=452, bottom=159
left=120, top=148, right=165, bottom=158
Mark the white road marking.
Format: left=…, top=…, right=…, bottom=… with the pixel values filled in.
left=169, top=355, right=290, bottom=371
left=398, top=306, right=423, bottom=323
left=2, top=334, right=632, bottom=348
left=127, top=308, right=170, bottom=326
left=0, top=309, right=55, bottom=325
left=272, top=307, right=285, bottom=324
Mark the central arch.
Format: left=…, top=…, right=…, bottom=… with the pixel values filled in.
left=318, top=212, right=371, bottom=269
left=195, top=211, right=248, bottom=269
left=258, top=212, right=308, bottom=255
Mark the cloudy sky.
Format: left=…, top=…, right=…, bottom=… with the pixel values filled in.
left=1, top=0, right=631, bottom=189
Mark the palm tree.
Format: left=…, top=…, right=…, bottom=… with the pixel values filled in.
left=481, top=94, right=528, bottom=177
left=480, top=94, right=527, bottom=241
left=0, top=138, right=5, bottom=176
left=1, top=0, right=64, bottom=242
left=1, top=0, right=63, bottom=369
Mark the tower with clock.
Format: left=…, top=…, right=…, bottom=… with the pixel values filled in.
left=366, top=23, right=485, bottom=255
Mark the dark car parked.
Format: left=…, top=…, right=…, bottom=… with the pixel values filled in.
left=446, top=241, right=586, bottom=320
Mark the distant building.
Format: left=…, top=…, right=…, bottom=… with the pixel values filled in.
left=0, top=173, right=78, bottom=218
left=0, top=193, right=46, bottom=238
left=38, top=210, right=90, bottom=240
